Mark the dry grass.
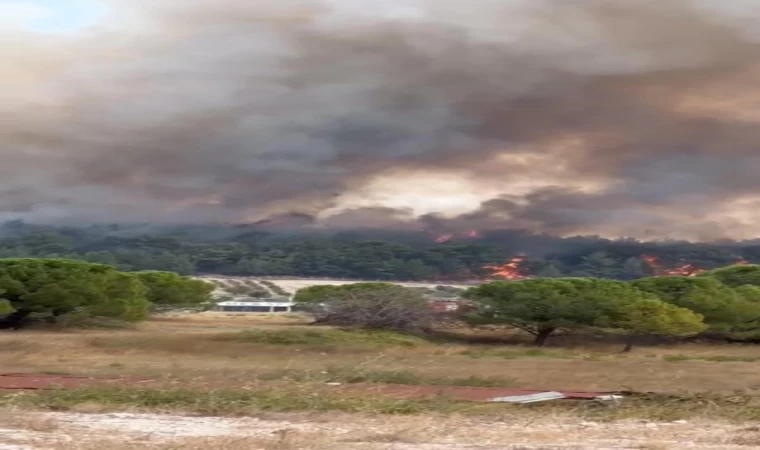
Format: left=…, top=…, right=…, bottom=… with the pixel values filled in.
left=5, top=310, right=760, bottom=449
left=4, top=314, right=760, bottom=415
left=3, top=316, right=760, bottom=394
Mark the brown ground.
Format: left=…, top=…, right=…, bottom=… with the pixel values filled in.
left=3, top=313, right=760, bottom=394
left=3, top=313, right=760, bottom=449
left=1, top=410, right=758, bottom=449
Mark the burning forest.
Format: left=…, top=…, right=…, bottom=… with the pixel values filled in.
left=642, top=255, right=751, bottom=278
left=434, top=230, right=480, bottom=244
left=482, top=257, right=531, bottom=281
left=642, top=255, right=705, bottom=277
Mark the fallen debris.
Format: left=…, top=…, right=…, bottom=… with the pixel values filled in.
left=328, top=383, right=623, bottom=403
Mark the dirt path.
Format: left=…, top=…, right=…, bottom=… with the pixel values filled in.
left=0, top=411, right=755, bottom=449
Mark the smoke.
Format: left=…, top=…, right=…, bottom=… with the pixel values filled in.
left=5, top=0, right=760, bottom=239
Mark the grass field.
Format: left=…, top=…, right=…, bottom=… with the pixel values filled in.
left=4, top=313, right=760, bottom=448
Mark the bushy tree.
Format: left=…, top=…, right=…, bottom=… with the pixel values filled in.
left=701, top=264, right=760, bottom=288
left=467, top=278, right=688, bottom=346
left=133, top=271, right=214, bottom=308
left=735, top=284, right=760, bottom=303
left=605, top=299, right=706, bottom=351
left=468, top=279, right=638, bottom=346
left=294, top=283, right=433, bottom=333
left=91, top=272, right=151, bottom=321
left=293, top=283, right=394, bottom=304
left=0, top=258, right=151, bottom=328
left=631, top=276, right=760, bottom=333
left=247, top=290, right=272, bottom=299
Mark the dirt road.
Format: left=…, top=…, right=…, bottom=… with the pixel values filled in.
left=0, top=411, right=755, bottom=449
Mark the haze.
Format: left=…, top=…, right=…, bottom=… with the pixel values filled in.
left=4, top=0, right=760, bottom=240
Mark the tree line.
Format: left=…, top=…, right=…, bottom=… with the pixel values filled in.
left=293, top=264, right=760, bottom=350
left=0, top=259, right=214, bottom=329
left=0, top=221, right=758, bottom=280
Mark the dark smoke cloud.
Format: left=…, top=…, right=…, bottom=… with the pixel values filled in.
left=4, top=0, right=760, bottom=239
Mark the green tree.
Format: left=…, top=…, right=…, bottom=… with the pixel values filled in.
left=247, top=290, right=272, bottom=299
left=469, top=278, right=629, bottom=346
left=735, top=284, right=760, bottom=304
left=133, top=271, right=214, bottom=308
left=0, top=258, right=151, bottom=328
left=607, top=299, right=706, bottom=352
left=572, top=252, right=620, bottom=279
left=701, top=264, right=760, bottom=288
left=631, top=276, right=759, bottom=333
left=91, top=272, right=151, bottom=321
left=293, top=283, right=394, bottom=304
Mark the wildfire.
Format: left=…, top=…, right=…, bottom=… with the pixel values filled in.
left=483, top=257, right=530, bottom=280
left=736, top=258, right=750, bottom=265
left=642, top=255, right=704, bottom=277
left=465, top=229, right=480, bottom=238
left=434, top=230, right=481, bottom=243
left=665, top=264, right=705, bottom=277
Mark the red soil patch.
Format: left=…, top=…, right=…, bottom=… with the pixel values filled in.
left=0, top=373, right=152, bottom=390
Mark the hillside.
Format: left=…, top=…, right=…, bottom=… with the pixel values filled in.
left=0, top=221, right=757, bottom=281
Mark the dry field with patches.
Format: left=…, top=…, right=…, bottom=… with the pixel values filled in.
left=3, top=314, right=760, bottom=448
left=199, top=276, right=472, bottom=299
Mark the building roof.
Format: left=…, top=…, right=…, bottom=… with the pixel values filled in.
left=216, top=301, right=292, bottom=307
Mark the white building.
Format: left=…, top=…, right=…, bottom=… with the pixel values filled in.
left=213, top=301, right=293, bottom=313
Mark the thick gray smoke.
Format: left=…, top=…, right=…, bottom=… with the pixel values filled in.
left=4, top=0, right=760, bottom=239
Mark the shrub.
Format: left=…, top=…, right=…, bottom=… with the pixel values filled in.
left=294, top=283, right=435, bottom=333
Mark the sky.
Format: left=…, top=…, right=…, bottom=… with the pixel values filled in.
left=0, top=0, right=102, bottom=32
left=4, top=0, right=760, bottom=241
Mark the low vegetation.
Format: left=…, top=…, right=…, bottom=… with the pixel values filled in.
left=295, top=283, right=435, bottom=333
left=4, top=258, right=760, bottom=431
left=5, top=314, right=760, bottom=428
left=290, top=269, right=760, bottom=350
left=258, top=366, right=518, bottom=387
left=10, top=385, right=760, bottom=423
left=211, top=328, right=428, bottom=349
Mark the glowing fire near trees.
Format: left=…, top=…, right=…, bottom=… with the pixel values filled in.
left=642, top=255, right=705, bottom=277
left=639, top=255, right=756, bottom=277
left=482, top=257, right=530, bottom=280
left=434, top=230, right=480, bottom=243
left=434, top=234, right=454, bottom=243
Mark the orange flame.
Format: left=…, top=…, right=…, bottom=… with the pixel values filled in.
left=642, top=255, right=704, bottom=277
left=665, top=264, right=705, bottom=277
left=483, top=257, right=530, bottom=280
left=433, top=229, right=481, bottom=243
left=736, top=258, right=750, bottom=265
